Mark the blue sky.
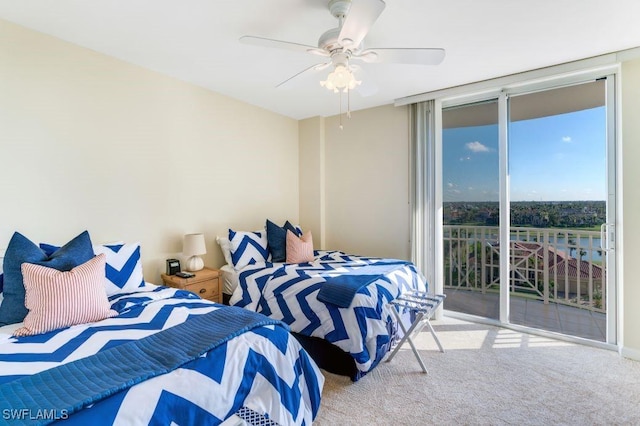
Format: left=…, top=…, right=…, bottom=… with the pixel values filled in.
left=443, top=106, right=606, bottom=202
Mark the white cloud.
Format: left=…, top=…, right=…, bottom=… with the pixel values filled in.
left=466, top=141, right=490, bottom=152
left=562, top=136, right=572, bottom=143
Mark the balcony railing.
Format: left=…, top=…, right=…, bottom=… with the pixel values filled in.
left=444, top=225, right=606, bottom=313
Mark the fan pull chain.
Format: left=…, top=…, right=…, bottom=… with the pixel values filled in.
left=338, top=87, right=353, bottom=130
left=339, top=89, right=344, bottom=130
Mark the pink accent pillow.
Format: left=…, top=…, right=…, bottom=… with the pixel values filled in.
left=286, top=230, right=314, bottom=263
left=14, top=254, right=117, bottom=337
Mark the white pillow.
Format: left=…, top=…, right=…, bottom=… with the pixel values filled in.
left=228, top=230, right=270, bottom=270
left=216, top=236, right=233, bottom=266
left=93, top=242, right=145, bottom=296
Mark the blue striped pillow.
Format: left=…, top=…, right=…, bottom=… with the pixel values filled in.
left=229, top=229, right=270, bottom=270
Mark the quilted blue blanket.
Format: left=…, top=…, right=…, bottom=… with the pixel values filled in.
left=317, top=260, right=411, bottom=308
left=230, top=251, right=427, bottom=380
left=0, top=286, right=323, bottom=425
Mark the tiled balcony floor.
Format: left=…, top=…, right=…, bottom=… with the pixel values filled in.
left=444, top=289, right=607, bottom=342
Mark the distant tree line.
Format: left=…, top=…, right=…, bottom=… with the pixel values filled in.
left=444, top=201, right=606, bottom=229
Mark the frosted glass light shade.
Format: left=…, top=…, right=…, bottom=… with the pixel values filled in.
left=320, top=65, right=361, bottom=93
left=183, top=233, right=206, bottom=272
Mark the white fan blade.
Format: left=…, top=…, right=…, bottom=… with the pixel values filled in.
left=338, top=0, right=385, bottom=49
left=356, top=48, right=446, bottom=65
left=240, top=35, right=329, bottom=57
left=277, top=62, right=331, bottom=89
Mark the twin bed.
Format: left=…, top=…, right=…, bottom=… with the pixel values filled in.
left=220, top=225, right=428, bottom=381
left=0, top=233, right=323, bottom=425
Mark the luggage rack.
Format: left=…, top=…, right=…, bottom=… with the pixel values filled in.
left=386, top=291, right=446, bottom=373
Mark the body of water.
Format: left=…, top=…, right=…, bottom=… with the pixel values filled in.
left=513, top=235, right=604, bottom=262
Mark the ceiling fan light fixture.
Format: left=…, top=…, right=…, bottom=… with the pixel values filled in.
left=320, top=64, right=360, bottom=93
left=320, top=62, right=362, bottom=130
left=319, top=78, right=337, bottom=92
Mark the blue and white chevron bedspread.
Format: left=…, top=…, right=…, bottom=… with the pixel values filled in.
left=0, top=286, right=323, bottom=425
left=230, top=251, right=427, bottom=379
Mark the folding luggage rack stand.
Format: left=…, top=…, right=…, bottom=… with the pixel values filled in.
left=386, top=291, right=446, bottom=373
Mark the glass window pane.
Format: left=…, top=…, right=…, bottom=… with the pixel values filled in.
left=508, top=80, right=607, bottom=341
left=442, top=100, right=500, bottom=320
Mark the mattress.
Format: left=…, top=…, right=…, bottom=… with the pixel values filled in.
left=220, top=263, right=240, bottom=295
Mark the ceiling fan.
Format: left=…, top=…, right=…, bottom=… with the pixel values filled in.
left=240, top=0, right=445, bottom=93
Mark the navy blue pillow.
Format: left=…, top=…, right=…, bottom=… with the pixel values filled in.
left=0, top=274, right=3, bottom=294
left=266, top=220, right=287, bottom=263
left=266, top=220, right=303, bottom=263
left=0, top=231, right=95, bottom=326
left=284, top=221, right=302, bottom=237
left=39, top=243, right=59, bottom=257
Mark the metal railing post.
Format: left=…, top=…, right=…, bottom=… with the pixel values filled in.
left=543, top=230, right=549, bottom=305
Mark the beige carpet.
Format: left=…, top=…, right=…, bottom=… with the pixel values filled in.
left=314, top=317, right=640, bottom=425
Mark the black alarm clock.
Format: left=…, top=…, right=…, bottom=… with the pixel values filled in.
left=166, top=259, right=180, bottom=275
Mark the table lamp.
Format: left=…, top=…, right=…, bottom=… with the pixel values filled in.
left=183, top=233, right=206, bottom=271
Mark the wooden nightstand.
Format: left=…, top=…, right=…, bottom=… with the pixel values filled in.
left=161, top=267, right=222, bottom=303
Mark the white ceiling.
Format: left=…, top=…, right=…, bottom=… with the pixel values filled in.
left=1, top=0, right=639, bottom=120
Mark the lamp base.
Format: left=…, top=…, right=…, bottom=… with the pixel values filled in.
left=185, top=256, right=204, bottom=272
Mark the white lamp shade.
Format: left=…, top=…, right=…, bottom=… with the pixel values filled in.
left=183, top=233, right=207, bottom=257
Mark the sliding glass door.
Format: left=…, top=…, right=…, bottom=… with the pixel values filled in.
left=507, top=81, right=610, bottom=341
left=439, top=77, right=617, bottom=344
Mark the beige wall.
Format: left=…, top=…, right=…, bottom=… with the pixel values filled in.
left=0, top=19, right=299, bottom=283
left=621, top=58, right=640, bottom=357
left=298, top=116, right=325, bottom=249
left=308, top=105, right=411, bottom=260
